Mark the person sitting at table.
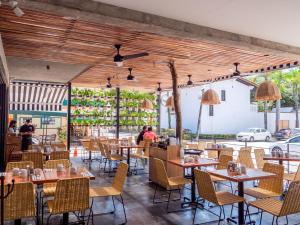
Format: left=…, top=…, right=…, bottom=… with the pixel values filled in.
left=7, top=120, right=17, bottom=135
left=143, top=126, right=157, bottom=142
left=19, top=119, right=35, bottom=151
left=136, top=126, right=147, bottom=145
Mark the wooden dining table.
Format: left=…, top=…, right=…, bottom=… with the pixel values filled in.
left=119, top=145, right=145, bottom=175
left=5, top=168, right=95, bottom=225
left=168, top=158, right=219, bottom=206
left=263, top=154, right=300, bottom=165
left=208, top=168, right=276, bottom=225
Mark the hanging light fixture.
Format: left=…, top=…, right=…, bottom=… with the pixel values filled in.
left=106, top=77, right=112, bottom=88
left=140, top=99, right=153, bottom=109
left=165, top=96, right=175, bottom=109
left=201, top=89, right=220, bottom=105
left=187, top=75, right=193, bottom=85
left=157, top=82, right=162, bottom=92
left=127, top=68, right=135, bottom=81
left=255, top=80, right=281, bottom=101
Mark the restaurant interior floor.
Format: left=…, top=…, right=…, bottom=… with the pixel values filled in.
left=35, top=155, right=300, bottom=225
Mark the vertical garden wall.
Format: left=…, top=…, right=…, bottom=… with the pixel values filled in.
left=70, top=88, right=158, bottom=136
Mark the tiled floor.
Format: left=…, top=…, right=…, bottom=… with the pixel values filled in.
left=42, top=155, right=300, bottom=225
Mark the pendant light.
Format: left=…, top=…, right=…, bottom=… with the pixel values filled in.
left=127, top=68, right=134, bottom=81
left=106, top=77, right=112, bottom=88
left=255, top=80, right=281, bottom=101
left=157, top=82, right=162, bottom=92
left=187, top=75, right=193, bottom=85
left=201, top=81, right=220, bottom=105
left=165, top=96, right=175, bottom=109
left=141, top=99, right=153, bottom=109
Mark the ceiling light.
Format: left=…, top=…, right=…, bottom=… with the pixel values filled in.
left=157, top=82, right=162, bottom=92
left=232, top=62, right=240, bottom=77
left=106, top=77, right=112, bottom=88
left=187, top=75, right=193, bottom=85
left=115, top=61, right=123, bottom=67
left=1, top=0, right=24, bottom=17
left=13, top=6, right=24, bottom=17
left=127, top=68, right=134, bottom=81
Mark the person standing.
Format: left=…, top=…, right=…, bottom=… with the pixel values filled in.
left=19, top=119, right=35, bottom=151
left=7, top=120, right=17, bottom=134
left=136, top=126, right=147, bottom=145
left=143, top=126, right=157, bottom=142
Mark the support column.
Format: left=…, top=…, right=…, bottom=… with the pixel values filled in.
left=156, top=92, right=161, bottom=135
left=116, top=87, right=120, bottom=139
left=0, top=83, right=8, bottom=172
left=67, top=82, right=71, bottom=150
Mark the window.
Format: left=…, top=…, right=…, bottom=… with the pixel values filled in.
left=221, top=90, right=226, bottom=101
left=289, top=136, right=300, bottom=143
left=209, top=105, right=214, bottom=116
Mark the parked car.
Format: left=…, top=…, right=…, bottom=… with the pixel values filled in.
left=236, top=128, right=272, bottom=142
left=274, top=128, right=291, bottom=140
left=270, top=135, right=300, bottom=152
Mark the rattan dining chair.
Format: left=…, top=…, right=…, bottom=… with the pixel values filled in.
left=194, top=169, right=244, bottom=225
left=237, top=148, right=254, bottom=168
left=89, top=162, right=129, bottom=225
left=220, top=148, right=234, bottom=157
left=198, top=141, right=206, bottom=151
left=284, top=164, right=300, bottom=182
left=43, top=159, right=72, bottom=198
left=103, top=144, right=125, bottom=176
left=50, top=150, right=70, bottom=160
left=254, top=148, right=266, bottom=169
left=51, top=142, right=66, bottom=151
left=211, top=155, right=234, bottom=192
left=5, top=161, right=34, bottom=171
left=4, top=182, right=36, bottom=223
left=152, top=158, right=192, bottom=212
left=206, top=142, right=218, bottom=159
left=22, top=151, right=44, bottom=169
left=45, top=177, right=90, bottom=225
left=131, top=141, right=148, bottom=175
left=244, top=163, right=284, bottom=199
left=248, top=180, right=300, bottom=225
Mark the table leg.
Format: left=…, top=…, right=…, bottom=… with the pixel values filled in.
left=14, top=219, right=21, bottom=225
left=238, top=182, right=245, bottom=225
left=127, top=147, right=131, bottom=175
left=191, top=167, right=196, bottom=203
left=279, top=160, right=283, bottom=165
left=89, top=151, right=92, bottom=161
left=217, top=150, right=221, bottom=159
left=63, top=212, right=69, bottom=225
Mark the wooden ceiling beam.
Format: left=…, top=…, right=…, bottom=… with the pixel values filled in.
left=20, top=0, right=300, bottom=59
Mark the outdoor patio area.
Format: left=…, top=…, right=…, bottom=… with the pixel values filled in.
left=1, top=1, right=300, bottom=225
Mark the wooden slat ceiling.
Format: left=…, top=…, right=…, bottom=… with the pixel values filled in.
left=0, top=6, right=297, bottom=90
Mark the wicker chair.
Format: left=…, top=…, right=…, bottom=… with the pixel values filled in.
left=90, top=162, right=129, bottom=224
left=194, top=169, right=244, bottom=225
left=206, top=142, right=218, bottom=159
left=254, top=148, right=266, bottom=169
left=237, top=148, right=254, bottom=168
left=284, top=165, right=300, bottom=182
left=51, top=143, right=66, bottom=152
left=152, top=158, right=192, bottom=212
left=43, top=159, right=72, bottom=197
left=5, top=161, right=34, bottom=172
left=4, top=182, right=36, bottom=222
left=45, top=177, right=90, bottom=225
left=244, top=163, right=284, bottom=199
left=131, top=141, right=148, bottom=174
left=220, top=148, right=234, bottom=157
left=248, top=180, right=300, bottom=225
left=50, top=150, right=69, bottom=160
left=143, top=138, right=152, bottom=157
left=22, top=151, right=43, bottom=169
left=211, top=155, right=234, bottom=192
left=103, top=144, right=125, bottom=175
left=198, top=141, right=206, bottom=151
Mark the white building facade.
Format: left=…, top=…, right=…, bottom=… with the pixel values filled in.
left=160, top=78, right=261, bottom=134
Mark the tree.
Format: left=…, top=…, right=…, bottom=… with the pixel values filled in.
left=284, top=69, right=300, bottom=128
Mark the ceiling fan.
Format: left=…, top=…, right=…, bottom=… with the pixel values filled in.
left=113, top=44, right=149, bottom=67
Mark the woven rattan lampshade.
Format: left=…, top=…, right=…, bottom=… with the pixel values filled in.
left=201, top=89, right=220, bottom=105
left=165, top=96, right=175, bottom=109
left=140, top=99, right=153, bottom=109
left=255, top=80, right=282, bottom=101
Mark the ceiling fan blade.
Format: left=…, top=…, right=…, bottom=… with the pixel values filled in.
left=123, top=52, right=149, bottom=60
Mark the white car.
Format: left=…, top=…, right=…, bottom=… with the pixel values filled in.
left=270, top=135, right=300, bottom=152
left=236, top=128, right=272, bottom=142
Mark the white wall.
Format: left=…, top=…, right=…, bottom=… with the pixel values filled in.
left=160, top=79, right=261, bottom=134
